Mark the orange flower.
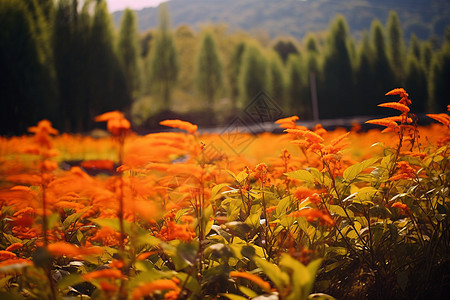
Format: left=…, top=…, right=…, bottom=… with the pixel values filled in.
left=229, top=271, right=271, bottom=292
left=289, top=208, right=334, bottom=226
left=0, top=258, right=33, bottom=271
left=47, top=242, right=103, bottom=258
left=95, top=111, right=130, bottom=136
left=385, top=88, right=408, bottom=97
left=5, top=243, right=23, bottom=252
left=81, top=160, right=115, bottom=171
left=99, top=281, right=119, bottom=292
left=426, top=113, right=450, bottom=127
left=160, top=119, right=198, bottom=134
left=392, top=202, right=411, bottom=215
left=131, top=279, right=180, bottom=300
left=0, top=250, right=17, bottom=261
left=365, top=119, right=400, bottom=131
left=378, top=102, right=410, bottom=113
left=83, top=269, right=123, bottom=281
left=28, top=120, right=58, bottom=136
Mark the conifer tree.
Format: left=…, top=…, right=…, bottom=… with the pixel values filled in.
left=405, top=55, right=427, bottom=113
left=355, top=32, right=377, bottom=115
left=409, top=34, right=421, bottom=60
left=319, top=15, right=355, bottom=118
left=0, top=0, right=50, bottom=134
left=53, top=0, right=88, bottom=131
left=238, top=41, right=267, bottom=108
left=370, top=19, right=395, bottom=98
left=228, top=42, right=246, bottom=108
left=286, top=54, right=306, bottom=116
left=421, top=42, right=433, bottom=74
left=195, top=31, right=223, bottom=110
left=266, top=50, right=285, bottom=109
left=117, top=8, right=141, bottom=96
left=148, top=2, right=179, bottom=111
left=386, top=11, right=405, bottom=85
left=428, top=42, right=450, bottom=112
left=89, top=0, right=130, bottom=116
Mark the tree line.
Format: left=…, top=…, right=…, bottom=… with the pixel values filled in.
left=1, top=0, right=449, bottom=135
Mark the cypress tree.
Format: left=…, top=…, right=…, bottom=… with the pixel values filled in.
left=53, top=0, right=87, bottom=131
left=405, top=55, right=427, bottom=113
left=386, top=11, right=405, bottom=85
left=320, top=15, right=355, bottom=118
left=195, top=31, right=223, bottom=110
left=117, top=8, right=141, bottom=96
left=89, top=0, right=130, bottom=117
left=286, top=54, right=306, bottom=116
left=421, top=42, right=433, bottom=74
left=370, top=19, right=395, bottom=97
left=428, top=42, right=450, bottom=112
left=238, top=41, right=267, bottom=108
left=409, top=34, right=421, bottom=60
left=266, top=50, right=286, bottom=109
left=355, top=32, right=377, bottom=116
left=0, top=0, right=49, bottom=134
left=228, top=41, right=246, bottom=108
left=148, top=3, right=179, bottom=111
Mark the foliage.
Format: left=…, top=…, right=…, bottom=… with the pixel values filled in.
left=0, top=89, right=449, bottom=299
left=195, top=31, right=223, bottom=111
left=147, top=2, right=179, bottom=111
left=117, top=8, right=142, bottom=96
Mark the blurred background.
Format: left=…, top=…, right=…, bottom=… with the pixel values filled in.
left=1, top=0, right=449, bottom=135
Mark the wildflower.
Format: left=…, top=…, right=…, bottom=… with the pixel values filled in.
left=378, top=102, right=410, bottom=113
left=389, top=161, right=416, bottom=181
left=5, top=243, right=23, bottom=252
left=90, top=226, right=124, bottom=247
left=160, top=119, right=198, bottom=134
left=47, top=242, right=103, bottom=258
left=83, top=269, right=123, bottom=281
left=385, top=88, right=408, bottom=97
left=365, top=119, right=400, bottom=131
left=289, top=208, right=334, bottom=226
left=426, top=113, right=450, bottom=127
left=392, top=202, right=411, bottom=215
left=0, top=250, right=17, bottom=261
left=275, top=115, right=299, bottom=129
left=99, top=281, right=119, bottom=292
left=131, top=279, right=180, bottom=300
left=95, top=111, right=130, bottom=136
left=229, top=271, right=271, bottom=292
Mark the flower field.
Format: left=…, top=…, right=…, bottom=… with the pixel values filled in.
left=0, top=89, right=449, bottom=300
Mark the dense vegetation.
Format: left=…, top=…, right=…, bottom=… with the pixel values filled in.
left=1, top=0, right=450, bottom=135
left=0, top=89, right=449, bottom=299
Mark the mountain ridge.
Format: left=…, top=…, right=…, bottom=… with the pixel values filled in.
left=112, top=0, right=450, bottom=41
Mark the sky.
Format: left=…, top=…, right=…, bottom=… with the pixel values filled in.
left=106, top=0, right=167, bottom=12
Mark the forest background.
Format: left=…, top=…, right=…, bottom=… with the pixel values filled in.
left=1, top=0, right=450, bottom=136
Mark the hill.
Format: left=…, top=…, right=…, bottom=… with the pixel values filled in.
left=112, top=0, right=450, bottom=40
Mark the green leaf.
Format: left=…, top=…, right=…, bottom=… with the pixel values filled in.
left=136, top=234, right=162, bottom=248
left=343, top=158, right=378, bottom=182
left=58, top=274, right=84, bottom=290
left=63, top=207, right=90, bottom=229
left=211, top=183, right=230, bottom=200
left=0, top=275, right=12, bottom=289
left=254, top=257, right=289, bottom=292
left=285, top=170, right=314, bottom=184
left=220, top=294, right=248, bottom=300
left=276, top=196, right=292, bottom=217
left=239, top=285, right=258, bottom=298
left=47, top=213, right=60, bottom=229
